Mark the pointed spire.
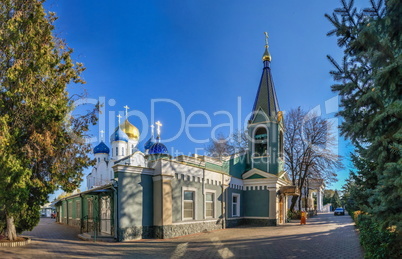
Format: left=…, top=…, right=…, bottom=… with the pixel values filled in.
left=262, top=32, right=272, bottom=64
left=250, top=33, right=279, bottom=121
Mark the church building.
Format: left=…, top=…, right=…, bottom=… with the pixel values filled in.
left=55, top=38, right=303, bottom=241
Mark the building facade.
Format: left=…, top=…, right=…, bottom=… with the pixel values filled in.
left=56, top=41, right=304, bottom=241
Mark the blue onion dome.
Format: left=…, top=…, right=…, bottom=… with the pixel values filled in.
left=144, top=137, right=155, bottom=150
left=94, top=141, right=110, bottom=154
left=148, top=142, right=169, bottom=155
left=110, top=126, right=129, bottom=142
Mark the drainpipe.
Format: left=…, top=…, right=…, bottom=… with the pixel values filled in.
left=80, top=194, right=83, bottom=233
left=110, top=181, right=119, bottom=241
left=221, top=173, right=226, bottom=229
left=66, top=199, right=69, bottom=226
left=202, top=168, right=205, bottom=220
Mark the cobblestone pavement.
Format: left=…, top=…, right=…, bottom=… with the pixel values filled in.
left=0, top=212, right=363, bottom=259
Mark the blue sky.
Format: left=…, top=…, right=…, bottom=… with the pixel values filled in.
left=45, top=0, right=367, bottom=199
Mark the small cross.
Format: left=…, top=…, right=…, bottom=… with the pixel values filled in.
left=100, top=130, right=105, bottom=141
left=264, top=32, right=269, bottom=46
left=155, top=121, right=162, bottom=136
left=150, top=124, right=155, bottom=136
left=123, top=105, right=130, bottom=117
left=117, top=114, right=122, bottom=124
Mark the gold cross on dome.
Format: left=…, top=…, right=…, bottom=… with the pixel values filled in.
left=100, top=130, right=105, bottom=141
left=264, top=32, right=269, bottom=46
left=123, top=105, right=130, bottom=117
left=155, top=121, right=162, bottom=136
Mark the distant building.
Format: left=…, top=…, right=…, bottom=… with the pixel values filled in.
left=290, top=179, right=325, bottom=212
left=56, top=38, right=301, bottom=241
left=40, top=202, right=55, bottom=218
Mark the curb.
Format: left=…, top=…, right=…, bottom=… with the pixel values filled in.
left=0, top=237, right=31, bottom=247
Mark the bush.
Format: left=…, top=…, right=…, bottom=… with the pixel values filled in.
left=356, top=214, right=399, bottom=259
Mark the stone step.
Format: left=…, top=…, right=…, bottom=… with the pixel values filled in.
left=78, top=233, right=91, bottom=241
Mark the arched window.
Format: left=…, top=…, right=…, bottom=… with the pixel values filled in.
left=122, top=147, right=124, bottom=156
left=116, top=147, right=118, bottom=156
left=279, top=131, right=284, bottom=158
left=97, top=157, right=100, bottom=163
left=132, top=145, right=134, bottom=154
left=254, top=127, right=268, bottom=156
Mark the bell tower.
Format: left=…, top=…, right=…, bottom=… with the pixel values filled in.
left=248, top=33, right=284, bottom=174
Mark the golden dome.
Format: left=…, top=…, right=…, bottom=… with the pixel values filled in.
left=262, top=45, right=271, bottom=61
left=117, top=119, right=140, bottom=140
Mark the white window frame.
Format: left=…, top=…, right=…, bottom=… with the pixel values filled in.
left=205, top=189, right=216, bottom=219
left=232, top=193, right=240, bottom=217
left=182, top=187, right=197, bottom=221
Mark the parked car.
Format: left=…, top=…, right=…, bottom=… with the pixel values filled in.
left=334, top=207, right=345, bottom=216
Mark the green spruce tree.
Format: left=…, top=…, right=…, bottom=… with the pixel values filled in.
left=0, top=0, right=97, bottom=241
left=331, top=190, right=342, bottom=209
left=326, top=0, right=401, bottom=239
left=326, top=0, right=402, bottom=232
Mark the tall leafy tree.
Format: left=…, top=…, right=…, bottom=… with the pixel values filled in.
left=0, top=0, right=97, bottom=241
left=284, top=107, right=342, bottom=211
left=326, top=0, right=401, bottom=233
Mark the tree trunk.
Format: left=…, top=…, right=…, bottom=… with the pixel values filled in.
left=304, top=188, right=309, bottom=211
left=298, top=196, right=302, bottom=211
left=289, top=195, right=298, bottom=211
left=6, top=214, right=18, bottom=241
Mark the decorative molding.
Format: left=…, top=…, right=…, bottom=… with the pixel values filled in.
left=247, top=120, right=280, bottom=126
left=176, top=155, right=206, bottom=166
left=152, top=175, right=174, bottom=181
left=242, top=168, right=278, bottom=180
left=112, top=165, right=154, bottom=175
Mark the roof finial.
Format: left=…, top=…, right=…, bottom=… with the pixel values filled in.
left=150, top=124, right=155, bottom=137
left=155, top=121, right=162, bottom=140
left=262, top=32, right=271, bottom=62
left=117, top=114, right=122, bottom=125
left=100, top=130, right=105, bottom=142
left=123, top=105, right=130, bottom=118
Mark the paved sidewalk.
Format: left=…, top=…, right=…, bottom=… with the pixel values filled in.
left=0, top=212, right=363, bottom=258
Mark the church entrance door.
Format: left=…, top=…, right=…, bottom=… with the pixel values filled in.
left=100, top=196, right=111, bottom=235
